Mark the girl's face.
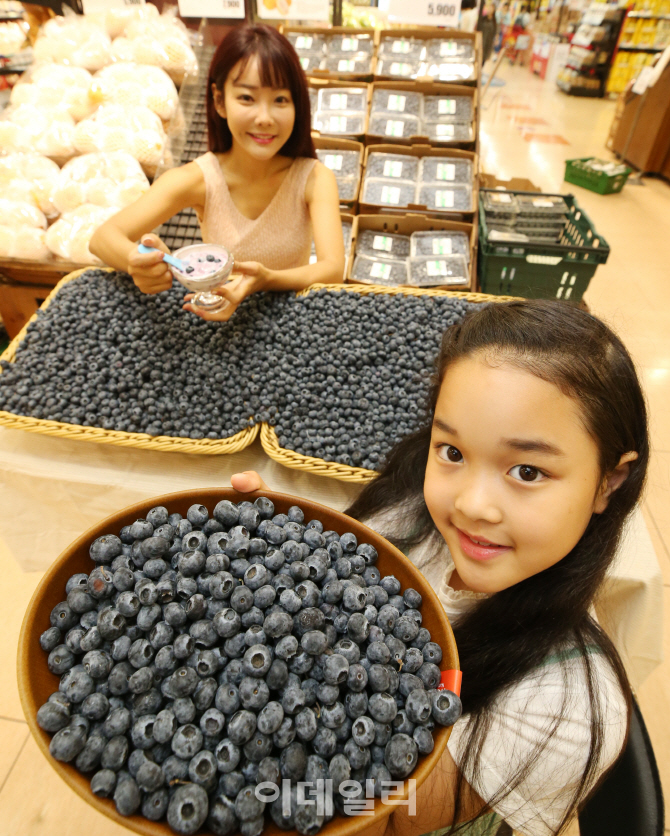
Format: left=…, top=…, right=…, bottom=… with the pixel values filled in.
left=424, top=354, right=610, bottom=595
left=213, top=56, right=295, bottom=160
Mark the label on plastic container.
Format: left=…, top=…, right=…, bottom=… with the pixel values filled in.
left=338, top=59, right=356, bottom=72
left=329, top=93, right=348, bottom=110
left=341, top=37, right=358, bottom=51
left=432, top=237, right=453, bottom=255
left=383, top=160, right=404, bottom=178
left=324, top=154, right=343, bottom=171
left=435, top=124, right=455, bottom=138
left=438, top=98, right=457, bottom=115
left=387, top=94, right=407, bottom=112
left=390, top=62, right=412, bottom=76
left=532, top=198, right=556, bottom=208
left=440, top=41, right=459, bottom=56
left=370, top=261, right=392, bottom=279
left=328, top=115, right=348, bottom=132
left=427, top=260, right=448, bottom=276
left=296, top=36, right=313, bottom=50
left=392, top=39, right=412, bottom=53
left=385, top=120, right=405, bottom=137
left=435, top=189, right=455, bottom=209
left=381, top=185, right=402, bottom=205
left=300, top=57, right=311, bottom=70
left=373, top=235, right=394, bottom=252
left=493, top=193, right=512, bottom=204
left=435, top=162, right=456, bottom=181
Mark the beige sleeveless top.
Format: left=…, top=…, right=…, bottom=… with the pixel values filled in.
left=193, top=152, right=316, bottom=271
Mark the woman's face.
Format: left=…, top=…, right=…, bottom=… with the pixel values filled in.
left=423, top=354, right=608, bottom=594
left=213, top=55, right=295, bottom=160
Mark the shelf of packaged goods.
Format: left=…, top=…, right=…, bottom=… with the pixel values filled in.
left=618, top=43, right=666, bottom=51
left=627, top=12, right=670, bottom=19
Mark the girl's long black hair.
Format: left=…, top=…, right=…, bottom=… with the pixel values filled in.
left=346, top=300, right=649, bottom=834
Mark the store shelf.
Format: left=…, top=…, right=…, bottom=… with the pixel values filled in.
left=627, top=12, right=670, bottom=19
left=618, top=43, right=665, bottom=50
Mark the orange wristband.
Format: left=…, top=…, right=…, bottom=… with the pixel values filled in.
left=437, top=669, right=462, bottom=697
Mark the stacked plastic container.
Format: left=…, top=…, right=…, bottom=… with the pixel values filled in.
left=312, top=87, right=367, bottom=137
left=361, top=151, right=474, bottom=213
left=369, top=88, right=473, bottom=142
left=288, top=31, right=374, bottom=75
left=377, top=35, right=476, bottom=83
left=351, top=227, right=470, bottom=287
left=482, top=192, right=569, bottom=244
left=315, top=148, right=361, bottom=202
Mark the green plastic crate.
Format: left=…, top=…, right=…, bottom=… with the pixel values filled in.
left=564, top=157, right=632, bottom=195
left=478, top=190, right=610, bottom=301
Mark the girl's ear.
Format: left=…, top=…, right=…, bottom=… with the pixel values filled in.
left=212, top=84, right=226, bottom=119
left=594, top=451, right=638, bottom=513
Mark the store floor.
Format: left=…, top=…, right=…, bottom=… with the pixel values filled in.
left=1, top=65, right=670, bottom=834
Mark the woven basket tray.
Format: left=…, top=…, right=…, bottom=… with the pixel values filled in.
left=0, top=268, right=260, bottom=455
left=259, top=282, right=518, bottom=483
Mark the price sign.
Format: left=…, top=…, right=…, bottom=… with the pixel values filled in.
left=178, top=0, right=245, bottom=18
left=386, top=0, right=462, bottom=28
left=83, top=0, right=145, bottom=12
left=257, top=0, right=329, bottom=21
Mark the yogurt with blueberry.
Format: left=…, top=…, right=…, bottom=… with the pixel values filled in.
left=169, top=243, right=234, bottom=290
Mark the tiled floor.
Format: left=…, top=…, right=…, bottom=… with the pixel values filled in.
left=1, top=63, right=669, bottom=835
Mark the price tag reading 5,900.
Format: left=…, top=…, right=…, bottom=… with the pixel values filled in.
left=428, top=3, right=457, bottom=14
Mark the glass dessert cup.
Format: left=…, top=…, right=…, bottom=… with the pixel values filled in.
left=170, top=243, right=234, bottom=313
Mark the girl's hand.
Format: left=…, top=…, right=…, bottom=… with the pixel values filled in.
left=182, top=267, right=268, bottom=321
left=230, top=471, right=270, bottom=492
left=127, top=234, right=173, bottom=294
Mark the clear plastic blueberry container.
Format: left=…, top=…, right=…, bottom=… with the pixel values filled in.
left=376, top=58, right=423, bottom=79
left=487, top=227, right=529, bottom=243
left=514, top=216, right=566, bottom=230
left=378, top=37, right=426, bottom=61
left=327, top=34, right=374, bottom=55
left=361, top=177, right=417, bottom=208
left=422, top=122, right=473, bottom=143
left=407, top=254, right=469, bottom=287
left=352, top=254, right=409, bottom=285
left=323, top=55, right=373, bottom=75
left=368, top=114, right=421, bottom=140
left=482, top=191, right=520, bottom=220
left=420, top=157, right=473, bottom=185
left=423, top=61, right=476, bottom=82
left=314, top=111, right=365, bottom=136
left=356, top=229, right=411, bottom=259
left=423, top=94, right=473, bottom=124
left=516, top=194, right=569, bottom=217
left=288, top=32, right=327, bottom=53
left=516, top=225, right=565, bottom=241
left=342, top=220, right=353, bottom=254
left=365, top=152, right=419, bottom=182
left=425, top=39, right=476, bottom=63
left=298, top=54, right=324, bottom=73
left=336, top=177, right=359, bottom=201
left=410, top=230, right=470, bottom=261
left=317, top=87, right=367, bottom=113
left=417, top=184, right=473, bottom=212
left=316, top=149, right=360, bottom=179
left=371, top=88, right=422, bottom=117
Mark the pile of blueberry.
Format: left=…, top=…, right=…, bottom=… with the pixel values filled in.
left=0, top=270, right=482, bottom=471
left=37, top=497, right=461, bottom=835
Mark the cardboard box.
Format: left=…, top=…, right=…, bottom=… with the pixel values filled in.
left=366, top=81, right=477, bottom=149
left=281, top=26, right=377, bottom=81
left=479, top=173, right=541, bottom=192
left=360, top=143, right=478, bottom=221
left=346, top=213, right=475, bottom=291
left=313, top=137, right=364, bottom=207
left=309, top=79, right=371, bottom=141
left=374, top=28, right=480, bottom=86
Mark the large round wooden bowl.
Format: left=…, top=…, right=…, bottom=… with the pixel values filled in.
left=18, top=488, right=459, bottom=836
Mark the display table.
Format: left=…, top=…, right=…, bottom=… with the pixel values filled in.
left=0, top=425, right=662, bottom=689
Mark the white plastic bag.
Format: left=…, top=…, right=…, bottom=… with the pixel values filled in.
left=33, top=15, right=112, bottom=72
left=52, top=151, right=150, bottom=214
left=0, top=152, right=61, bottom=217
left=10, top=65, right=96, bottom=122
left=0, top=225, right=50, bottom=260
left=45, top=203, right=117, bottom=264
left=111, top=14, right=198, bottom=85
left=73, top=105, right=166, bottom=174
left=89, top=62, right=179, bottom=123
left=0, top=104, right=76, bottom=160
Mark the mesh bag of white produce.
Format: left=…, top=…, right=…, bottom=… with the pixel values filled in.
left=73, top=105, right=166, bottom=174
left=33, top=15, right=112, bottom=72
left=0, top=225, right=50, bottom=260
left=89, top=63, right=179, bottom=123
left=52, top=151, right=150, bottom=214
left=100, top=2, right=160, bottom=38
left=0, top=104, right=76, bottom=160
left=0, top=152, right=61, bottom=217
left=45, top=203, right=117, bottom=264
left=0, top=197, right=47, bottom=230
left=111, top=15, right=198, bottom=85
left=0, top=19, right=29, bottom=56
left=10, top=65, right=96, bottom=122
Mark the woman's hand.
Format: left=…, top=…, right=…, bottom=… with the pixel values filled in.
left=230, top=471, right=270, bottom=492
left=127, top=233, right=173, bottom=294
left=182, top=263, right=272, bottom=321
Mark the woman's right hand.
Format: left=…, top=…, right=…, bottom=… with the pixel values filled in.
left=230, top=471, right=271, bottom=493
left=127, top=233, right=173, bottom=294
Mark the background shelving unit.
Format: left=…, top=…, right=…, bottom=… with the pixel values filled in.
left=608, top=1, right=670, bottom=94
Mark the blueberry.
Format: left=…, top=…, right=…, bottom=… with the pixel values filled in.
left=384, top=733, right=418, bottom=779
left=352, top=715, right=375, bottom=746
left=142, top=787, right=170, bottom=821
left=227, top=709, right=257, bottom=745
left=215, top=738, right=241, bottom=773
left=413, top=725, right=434, bottom=754
left=91, top=768, right=117, bottom=798
left=49, top=723, right=87, bottom=762
left=114, top=773, right=141, bottom=816
left=37, top=700, right=70, bottom=732
left=189, top=748, right=217, bottom=787
left=171, top=724, right=203, bottom=759
left=208, top=795, right=239, bottom=835
left=431, top=689, right=462, bottom=726
left=167, top=783, right=209, bottom=834
left=368, top=692, right=398, bottom=724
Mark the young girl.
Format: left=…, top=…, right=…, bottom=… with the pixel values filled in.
left=231, top=299, right=649, bottom=836
left=89, top=24, right=343, bottom=322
